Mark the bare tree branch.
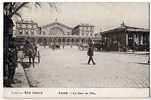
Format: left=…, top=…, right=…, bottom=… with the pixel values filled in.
left=12, top=2, right=16, bottom=7
left=10, top=2, right=29, bottom=17
left=4, top=2, right=58, bottom=18
left=34, top=2, right=41, bottom=8
left=14, top=12, right=23, bottom=21
left=48, top=2, right=58, bottom=12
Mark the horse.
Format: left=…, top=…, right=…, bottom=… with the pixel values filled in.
left=22, top=45, right=37, bottom=68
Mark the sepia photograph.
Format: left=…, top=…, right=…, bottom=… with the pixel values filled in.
left=3, top=1, right=150, bottom=98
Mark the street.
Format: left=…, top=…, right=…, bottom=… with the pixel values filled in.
left=13, top=46, right=149, bottom=88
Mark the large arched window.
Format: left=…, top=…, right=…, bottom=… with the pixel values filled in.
left=49, top=27, right=64, bottom=35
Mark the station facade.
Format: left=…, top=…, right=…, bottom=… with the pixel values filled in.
left=15, top=20, right=100, bottom=47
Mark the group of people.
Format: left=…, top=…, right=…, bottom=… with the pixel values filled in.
left=4, top=39, right=38, bottom=87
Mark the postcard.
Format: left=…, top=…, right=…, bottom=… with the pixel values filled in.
left=3, top=2, right=150, bottom=98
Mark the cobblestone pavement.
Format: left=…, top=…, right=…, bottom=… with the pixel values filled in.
left=13, top=46, right=150, bottom=88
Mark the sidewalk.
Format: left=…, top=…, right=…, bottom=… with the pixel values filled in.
left=12, top=63, right=39, bottom=88
left=11, top=64, right=29, bottom=87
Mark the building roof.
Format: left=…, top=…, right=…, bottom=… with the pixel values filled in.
left=41, top=22, right=73, bottom=30
left=73, top=24, right=95, bottom=29
left=16, top=19, right=37, bottom=25
left=103, top=22, right=149, bottom=34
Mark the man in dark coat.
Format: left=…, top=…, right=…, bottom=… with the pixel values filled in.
left=87, top=43, right=96, bottom=65
left=7, top=40, right=18, bottom=86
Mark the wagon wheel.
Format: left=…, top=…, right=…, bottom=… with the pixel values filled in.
left=37, top=51, right=40, bottom=63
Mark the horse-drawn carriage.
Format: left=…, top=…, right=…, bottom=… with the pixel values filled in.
left=14, top=38, right=40, bottom=67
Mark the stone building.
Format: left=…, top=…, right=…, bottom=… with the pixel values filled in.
left=40, top=20, right=73, bottom=46
left=72, top=24, right=95, bottom=37
left=14, top=19, right=101, bottom=48
left=15, top=20, right=40, bottom=38
left=39, top=21, right=97, bottom=47
left=102, top=22, right=149, bottom=51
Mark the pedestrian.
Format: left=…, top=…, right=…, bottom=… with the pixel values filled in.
left=7, top=40, right=18, bottom=86
left=87, top=43, right=96, bottom=65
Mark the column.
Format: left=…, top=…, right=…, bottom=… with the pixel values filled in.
left=133, top=34, right=136, bottom=50
left=125, top=33, right=128, bottom=48
left=141, top=34, right=143, bottom=45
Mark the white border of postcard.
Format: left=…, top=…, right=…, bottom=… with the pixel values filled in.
left=1, top=0, right=151, bottom=99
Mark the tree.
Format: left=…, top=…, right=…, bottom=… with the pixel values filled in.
left=4, top=2, right=57, bottom=17
left=3, top=2, right=57, bottom=87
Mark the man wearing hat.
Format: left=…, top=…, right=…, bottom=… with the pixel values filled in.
left=87, top=41, right=96, bottom=65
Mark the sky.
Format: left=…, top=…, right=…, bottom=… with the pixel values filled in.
left=14, top=2, right=149, bottom=33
